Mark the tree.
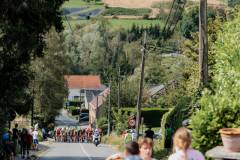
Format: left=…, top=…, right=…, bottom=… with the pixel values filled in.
left=191, top=9, right=240, bottom=153
left=31, top=29, right=72, bottom=125
left=64, top=19, right=134, bottom=83
left=0, top=0, right=65, bottom=129
left=180, top=6, right=217, bottom=39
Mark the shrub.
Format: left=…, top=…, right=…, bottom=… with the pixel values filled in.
left=120, top=108, right=169, bottom=127
left=81, top=108, right=89, bottom=113
left=112, top=110, right=129, bottom=135
left=68, top=106, right=80, bottom=115
left=97, top=117, right=108, bottom=135
left=190, top=10, right=240, bottom=153
left=102, top=7, right=151, bottom=16
left=159, top=96, right=192, bottom=148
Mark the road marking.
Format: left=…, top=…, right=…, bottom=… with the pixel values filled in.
left=79, top=143, right=93, bottom=160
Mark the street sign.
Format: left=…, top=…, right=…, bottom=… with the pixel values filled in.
left=128, top=118, right=136, bottom=127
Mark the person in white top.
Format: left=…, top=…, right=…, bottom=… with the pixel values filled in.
left=32, top=129, right=39, bottom=150
left=168, top=127, right=205, bottom=160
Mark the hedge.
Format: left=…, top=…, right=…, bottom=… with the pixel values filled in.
left=119, top=108, right=169, bottom=127
left=160, top=108, right=173, bottom=148
left=102, top=7, right=151, bottom=16
left=159, top=96, right=191, bottom=148
left=69, top=107, right=89, bottom=116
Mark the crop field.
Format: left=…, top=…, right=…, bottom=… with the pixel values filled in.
left=62, top=0, right=223, bottom=31
left=103, top=0, right=224, bottom=8
left=109, top=19, right=164, bottom=29
left=62, top=0, right=104, bottom=20
left=102, top=7, right=151, bottom=16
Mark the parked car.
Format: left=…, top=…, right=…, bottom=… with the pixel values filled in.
left=79, top=113, right=89, bottom=122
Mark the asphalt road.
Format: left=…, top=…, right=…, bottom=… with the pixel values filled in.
left=55, top=109, right=88, bottom=127
left=55, top=109, right=79, bottom=127
left=39, top=142, right=118, bottom=160
left=39, top=109, right=118, bottom=160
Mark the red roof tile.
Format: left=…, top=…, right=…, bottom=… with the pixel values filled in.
left=64, top=75, right=101, bottom=89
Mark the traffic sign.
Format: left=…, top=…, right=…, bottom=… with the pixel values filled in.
left=128, top=118, right=136, bottom=127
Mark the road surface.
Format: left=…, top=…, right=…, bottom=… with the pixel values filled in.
left=55, top=109, right=88, bottom=127
left=39, top=109, right=118, bottom=160
left=40, top=142, right=118, bottom=160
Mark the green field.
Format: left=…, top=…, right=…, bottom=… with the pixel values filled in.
left=109, top=19, right=163, bottom=29
left=63, top=0, right=103, bottom=8
left=62, top=0, right=164, bottom=30
left=102, top=7, right=151, bottom=16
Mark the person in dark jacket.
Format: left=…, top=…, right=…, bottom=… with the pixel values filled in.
left=20, top=128, right=28, bottom=159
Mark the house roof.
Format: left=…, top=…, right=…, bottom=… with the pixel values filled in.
left=64, top=75, right=101, bottom=89
left=148, top=85, right=165, bottom=97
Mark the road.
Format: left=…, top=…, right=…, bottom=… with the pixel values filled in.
left=40, top=143, right=118, bottom=160
left=39, top=109, right=118, bottom=160
left=55, top=109, right=89, bottom=127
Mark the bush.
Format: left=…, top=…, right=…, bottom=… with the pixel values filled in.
left=102, top=7, right=151, bottom=16
left=159, top=96, right=192, bottom=148
left=81, top=109, right=89, bottom=113
left=112, top=110, right=129, bottom=135
left=97, top=117, right=108, bottom=135
left=120, top=108, right=169, bottom=127
left=190, top=10, right=240, bottom=153
left=68, top=106, right=80, bottom=115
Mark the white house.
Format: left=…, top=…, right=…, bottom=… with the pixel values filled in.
left=64, top=75, right=106, bottom=109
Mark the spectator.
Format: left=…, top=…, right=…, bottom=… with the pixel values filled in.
left=168, top=127, right=205, bottom=160
left=124, top=141, right=142, bottom=160
left=2, top=130, right=14, bottom=160
left=42, top=127, right=46, bottom=140
left=144, top=127, right=154, bottom=140
left=131, top=129, right=137, bottom=142
left=20, top=128, right=28, bottom=159
left=165, top=124, right=174, bottom=148
left=138, top=138, right=156, bottom=160
left=32, top=129, right=39, bottom=150
left=26, top=130, right=32, bottom=159
left=12, top=123, right=19, bottom=157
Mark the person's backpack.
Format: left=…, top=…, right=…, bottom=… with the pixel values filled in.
left=2, top=133, right=10, bottom=142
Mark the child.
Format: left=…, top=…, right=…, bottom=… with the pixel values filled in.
left=168, top=127, right=205, bottom=160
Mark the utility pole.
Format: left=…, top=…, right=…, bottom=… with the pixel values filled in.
left=95, top=95, right=98, bottom=128
left=107, top=80, right=111, bottom=136
left=136, top=31, right=147, bottom=139
left=31, top=79, right=35, bottom=127
left=79, top=89, right=81, bottom=123
left=199, top=0, right=208, bottom=87
left=118, top=67, right=121, bottom=109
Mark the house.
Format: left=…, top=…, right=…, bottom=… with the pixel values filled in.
left=88, top=88, right=110, bottom=127
left=64, top=75, right=106, bottom=109
left=147, top=80, right=178, bottom=98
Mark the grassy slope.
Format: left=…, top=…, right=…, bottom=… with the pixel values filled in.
left=63, top=0, right=103, bottom=7
left=63, top=0, right=164, bottom=29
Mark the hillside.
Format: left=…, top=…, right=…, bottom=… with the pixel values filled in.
left=103, top=0, right=224, bottom=8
